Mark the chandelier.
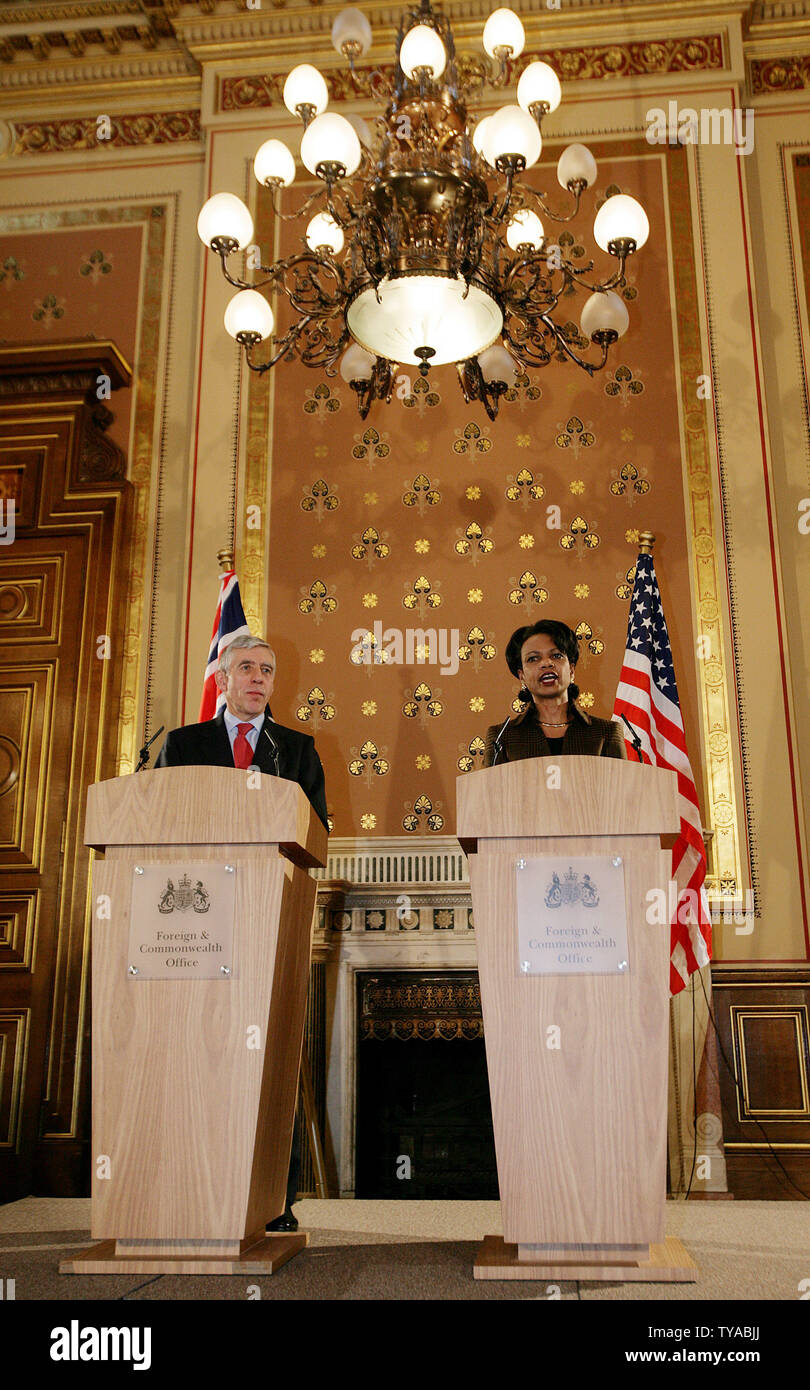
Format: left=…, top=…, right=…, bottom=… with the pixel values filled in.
left=197, top=1, right=650, bottom=418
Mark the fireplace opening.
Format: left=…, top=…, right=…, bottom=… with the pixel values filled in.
left=355, top=971, right=499, bottom=1199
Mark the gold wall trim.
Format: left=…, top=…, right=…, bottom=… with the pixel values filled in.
left=9, top=111, right=201, bottom=156
left=667, top=142, right=744, bottom=901
left=240, top=175, right=273, bottom=635
left=750, top=55, right=810, bottom=92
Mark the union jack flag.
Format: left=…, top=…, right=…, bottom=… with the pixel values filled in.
left=613, top=551, right=711, bottom=994
left=199, top=569, right=250, bottom=720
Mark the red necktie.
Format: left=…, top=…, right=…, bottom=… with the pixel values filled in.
left=233, top=722, right=254, bottom=769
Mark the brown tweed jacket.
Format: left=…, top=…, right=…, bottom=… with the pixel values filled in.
left=483, top=700, right=627, bottom=766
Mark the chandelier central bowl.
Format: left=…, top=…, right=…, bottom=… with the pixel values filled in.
left=346, top=272, right=504, bottom=368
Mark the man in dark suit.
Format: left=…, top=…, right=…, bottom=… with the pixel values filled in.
left=156, top=635, right=327, bottom=829
left=484, top=619, right=627, bottom=765
left=156, top=633, right=327, bottom=1232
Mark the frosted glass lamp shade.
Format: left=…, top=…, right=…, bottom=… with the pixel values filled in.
left=593, top=195, right=650, bottom=252
left=488, top=105, right=542, bottom=168
left=253, top=139, right=296, bottom=188
left=580, top=289, right=629, bottom=340
left=340, top=343, right=376, bottom=383
left=283, top=64, right=329, bottom=118
left=224, top=289, right=274, bottom=341
left=197, top=193, right=254, bottom=249
left=345, top=112, right=372, bottom=148
left=517, top=61, right=562, bottom=114
left=472, top=116, right=495, bottom=166
left=478, top=343, right=517, bottom=383
left=482, top=9, right=525, bottom=59
left=306, top=213, right=345, bottom=255
left=506, top=209, right=544, bottom=251
left=347, top=274, right=503, bottom=367
left=300, top=112, right=362, bottom=177
left=399, top=25, right=447, bottom=79
left=331, top=8, right=373, bottom=57
left=557, top=143, right=598, bottom=189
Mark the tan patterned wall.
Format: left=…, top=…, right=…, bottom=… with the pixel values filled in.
left=264, top=142, right=704, bottom=842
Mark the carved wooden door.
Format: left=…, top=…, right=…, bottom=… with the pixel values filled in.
left=0, top=343, right=131, bottom=1198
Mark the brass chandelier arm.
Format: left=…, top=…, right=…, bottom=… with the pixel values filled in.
left=263, top=182, right=328, bottom=225
left=520, top=182, right=586, bottom=225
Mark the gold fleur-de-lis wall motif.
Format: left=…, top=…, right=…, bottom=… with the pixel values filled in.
left=402, top=472, right=441, bottom=516
left=452, top=421, right=492, bottom=457
left=615, top=564, right=636, bottom=600
left=352, top=426, right=391, bottom=469
left=454, top=521, right=494, bottom=565
left=348, top=740, right=390, bottom=786
left=458, top=735, right=486, bottom=773
left=402, top=681, right=443, bottom=726
left=402, top=375, right=440, bottom=415
left=298, top=578, right=338, bottom=624
left=609, top=461, right=650, bottom=504
left=508, top=570, right=549, bottom=612
left=301, top=478, right=339, bottom=522
left=303, top=382, right=341, bottom=422
left=351, top=526, right=390, bottom=569
left=504, top=371, right=542, bottom=413
left=457, top=627, right=497, bottom=672
left=572, top=619, right=605, bottom=661
left=403, top=574, right=442, bottom=622
left=350, top=629, right=392, bottom=673
left=553, top=320, right=589, bottom=361
left=555, top=416, right=596, bottom=460
left=403, top=793, right=444, bottom=832
left=605, top=365, right=644, bottom=406
left=505, top=467, right=545, bottom=511
left=558, top=228, right=586, bottom=265
left=560, top=516, right=600, bottom=558
left=296, top=686, right=337, bottom=732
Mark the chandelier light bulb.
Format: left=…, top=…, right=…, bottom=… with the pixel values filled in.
left=340, top=342, right=376, bottom=383
left=283, top=64, right=329, bottom=119
left=331, top=8, right=373, bottom=58
left=300, top=112, right=362, bottom=177
left=482, top=9, right=525, bottom=59
left=593, top=194, right=650, bottom=252
left=487, top=105, right=542, bottom=168
left=580, top=289, right=630, bottom=340
left=472, top=115, right=495, bottom=166
left=478, top=343, right=517, bottom=384
left=306, top=212, right=345, bottom=256
left=557, top=143, right=598, bottom=190
left=197, top=193, right=254, bottom=249
left=399, top=24, right=447, bottom=79
left=253, top=139, right=296, bottom=188
left=224, top=289, right=274, bottom=342
left=517, top=61, right=562, bottom=115
left=506, top=209, right=545, bottom=251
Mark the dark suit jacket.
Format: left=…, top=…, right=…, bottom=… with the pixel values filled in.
left=484, top=700, right=627, bottom=766
left=156, top=706, right=328, bottom=828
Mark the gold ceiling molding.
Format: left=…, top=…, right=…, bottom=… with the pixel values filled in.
left=8, top=109, right=202, bottom=154
left=218, top=34, right=725, bottom=112
left=0, top=54, right=198, bottom=96
left=750, top=54, right=810, bottom=89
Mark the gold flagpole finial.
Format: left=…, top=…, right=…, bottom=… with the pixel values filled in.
left=638, top=530, right=655, bottom=556
left=217, top=547, right=235, bottom=571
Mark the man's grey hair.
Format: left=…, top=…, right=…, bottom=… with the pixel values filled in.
left=219, top=634, right=276, bottom=674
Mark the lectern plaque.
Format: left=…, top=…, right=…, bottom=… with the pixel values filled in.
left=515, top=855, right=629, bottom=976
left=127, top=863, right=235, bottom=979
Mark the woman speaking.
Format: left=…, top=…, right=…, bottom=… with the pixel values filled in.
left=483, top=619, right=627, bottom=766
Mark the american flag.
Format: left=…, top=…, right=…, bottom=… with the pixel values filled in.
left=613, top=550, right=711, bottom=994
left=199, top=569, right=250, bottom=720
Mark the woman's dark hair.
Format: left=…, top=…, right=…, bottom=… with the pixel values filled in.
left=505, top=620, right=580, bottom=703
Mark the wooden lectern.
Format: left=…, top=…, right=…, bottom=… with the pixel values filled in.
left=61, top=766, right=327, bottom=1276
left=457, top=756, right=698, bottom=1282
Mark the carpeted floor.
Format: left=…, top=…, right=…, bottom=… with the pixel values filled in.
left=0, top=1197, right=808, bottom=1301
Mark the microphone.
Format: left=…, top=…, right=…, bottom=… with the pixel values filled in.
left=491, top=713, right=513, bottom=767
left=262, top=723, right=281, bottom=776
left=619, top=713, right=644, bottom=763
left=135, top=725, right=164, bottom=773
